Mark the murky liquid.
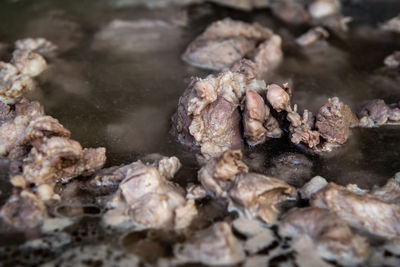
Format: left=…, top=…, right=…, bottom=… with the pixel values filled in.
left=1, top=0, right=400, bottom=265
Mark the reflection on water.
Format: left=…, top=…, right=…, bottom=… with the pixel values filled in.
left=1, top=0, right=400, bottom=263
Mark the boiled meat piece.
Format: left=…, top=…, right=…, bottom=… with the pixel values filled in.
left=0, top=190, right=47, bottom=229
left=242, top=90, right=281, bottom=146
left=358, top=99, right=400, bottom=127
left=316, top=97, right=358, bottom=145
left=174, top=222, right=245, bottom=265
left=228, top=172, right=296, bottom=225
left=11, top=49, right=47, bottom=77
left=172, top=68, right=266, bottom=158
left=311, top=179, right=400, bottom=239
left=14, top=38, right=58, bottom=58
left=0, top=62, right=34, bottom=104
left=182, top=18, right=282, bottom=73
left=280, top=207, right=369, bottom=266
left=198, top=150, right=248, bottom=198
left=103, top=158, right=197, bottom=230
left=296, top=26, right=329, bottom=47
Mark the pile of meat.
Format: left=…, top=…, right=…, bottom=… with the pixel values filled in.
left=0, top=39, right=106, bottom=229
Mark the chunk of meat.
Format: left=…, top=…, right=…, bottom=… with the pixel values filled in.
left=14, top=38, right=58, bottom=58
left=266, top=83, right=290, bottom=112
left=11, top=49, right=47, bottom=77
left=182, top=18, right=281, bottom=72
left=0, top=62, right=34, bottom=104
left=358, top=99, right=400, bottom=127
left=299, top=175, right=328, bottom=199
left=381, top=15, right=400, bottom=34
left=174, top=222, right=245, bottom=265
left=198, top=150, right=248, bottom=198
left=185, top=184, right=207, bottom=200
left=0, top=190, right=47, bottom=229
left=0, top=111, right=70, bottom=160
left=228, top=172, right=296, bottom=224
left=242, top=90, right=281, bottom=145
left=280, top=207, right=369, bottom=265
left=252, top=34, right=283, bottom=77
left=287, top=105, right=321, bottom=149
left=384, top=51, right=400, bottom=69
left=316, top=97, right=358, bottom=145
left=103, top=159, right=197, bottom=230
left=172, top=69, right=266, bottom=158
left=22, top=137, right=105, bottom=186
left=311, top=180, right=400, bottom=239
left=296, top=26, right=330, bottom=47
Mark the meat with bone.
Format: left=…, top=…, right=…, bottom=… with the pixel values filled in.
left=316, top=97, right=358, bottom=145
left=182, top=18, right=282, bottom=73
left=242, top=90, right=282, bottom=145
left=279, top=207, right=370, bottom=265
left=299, top=175, right=328, bottom=199
left=173, top=222, right=245, bottom=265
left=198, top=150, right=296, bottom=224
left=358, top=99, right=400, bottom=127
left=103, top=158, right=197, bottom=230
left=172, top=67, right=266, bottom=158
left=311, top=178, right=400, bottom=239
left=0, top=190, right=47, bottom=229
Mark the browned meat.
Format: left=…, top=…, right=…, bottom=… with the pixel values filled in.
left=0, top=62, right=34, bottom=104
left=280, top=207, right=369, bottom=265
left=14, top=38, right=58, bottom=58
left=268, top=152, right=313, bottom=187
left=198, top=150, right=248, bottom=198
left=172, top=68, right=266, bottom=158
left=287, top=105, right=321, bottom=149
left=0, top=190, right=47, bottom=229
left=299, top=175, right=328, bottom=199
left=296, top=26, right=330, bottom=47
left=311, top=180, right=400, bottom=239
left=359, top=99, right=400, bottom=127
left=174, top=222, right=245, bottom=265
left=0, top=101, right=15, bottom=123
left=316, top=97, right=358, bottom=145
left=252, top=34, right=283, bottom=77
left=266, top=83, right=290, bottom=112
left=228, top=172, right=296, bottom=224
left=11, top=49, right=47, bottom=78
left=182, top=18, right=282, bottom=72
left=103, top=158, right=197, bottom=230
left=22, top=137, right=105, bottom=187
left=271, top=0, right=310, bottom=25
left=242, top=90, right=281, bottom=145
